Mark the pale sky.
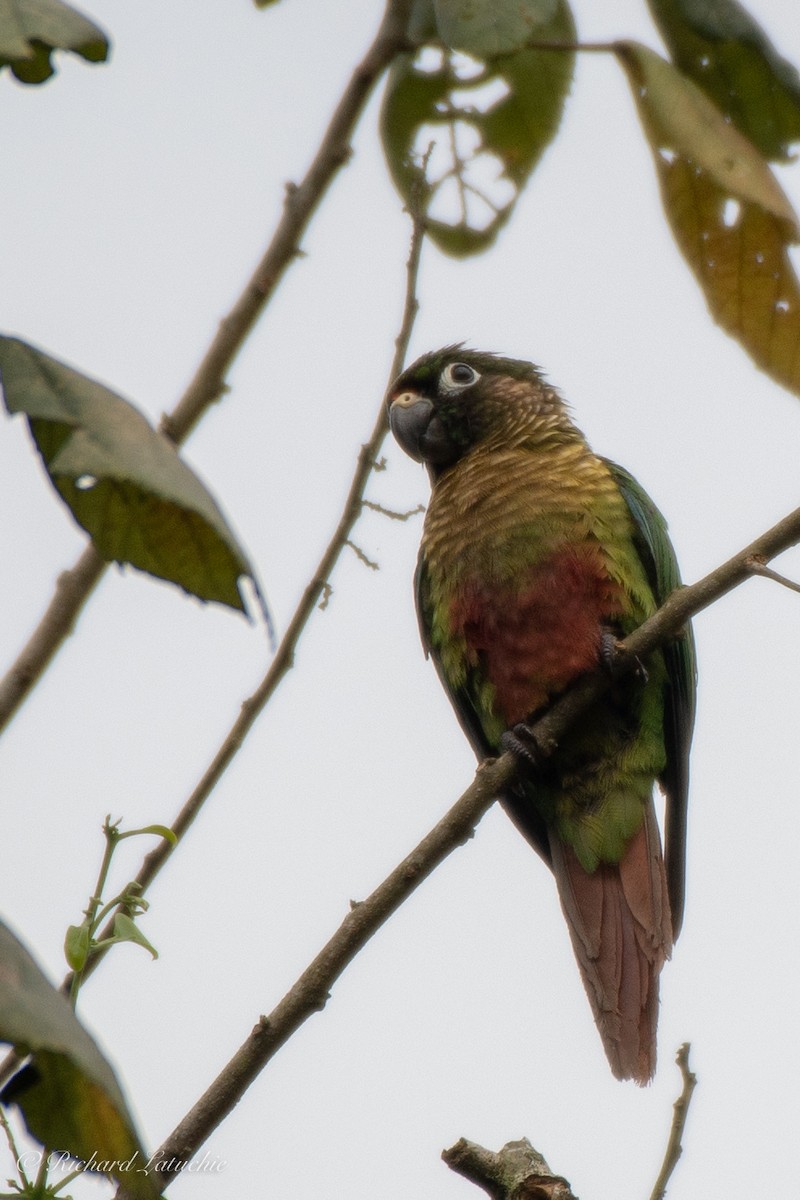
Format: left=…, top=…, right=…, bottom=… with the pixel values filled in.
left=2, top=1, right=800, bottom=1198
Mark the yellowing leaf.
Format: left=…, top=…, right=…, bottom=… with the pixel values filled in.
left=647, top=0, right=800, bottom=161
left=617, top=42, right=800, bottom=396
left=616, top=41, right=797, bottom=226
left=0, top=921, right=158, bottom=1199
left=0, top=338, right=270, bottom=622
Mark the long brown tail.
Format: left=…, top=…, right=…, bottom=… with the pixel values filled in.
left=549, top=805, right=673, bottom=1084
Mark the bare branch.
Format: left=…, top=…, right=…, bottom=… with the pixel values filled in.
left=0, top=0, right=413, bottom=734
left=745, top=554, right=800, bottom=596
left=126, top=504, right=800, bottom=1186
left=345, top=538, right=380, bottom=570
left=649, top=1044, right=697, bottom=1200
left=137, top=756, right=511, bottom=1191
left=361, top=498, right=426, bottom=521
left=442, top=1137, right=576, bottom=1200
left=0, top=546, right=106, bottom=730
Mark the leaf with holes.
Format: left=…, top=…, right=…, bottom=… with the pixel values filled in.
left=381, top=0, right=575, bottom=257
left=647, top=0, right=800, bottom=161
left=0, top=0, right=108, bottom=84
left=0, top=338, right=267, bottom=618
left=617, top=41, right=800, bottom=396
left=0, top=921, right=158, bottom=1199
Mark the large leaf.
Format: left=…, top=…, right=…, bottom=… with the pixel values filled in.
left=0, top=338, right=264, bottom=617
left=381, top=0, right=575, bottom=257
left=0, top=920, right=158, bottom=1199
left=617, top=42, right=800, bottom=397
left=0, top=0, right=108, bottom=84
left=647, top=0, right=800, bottom=161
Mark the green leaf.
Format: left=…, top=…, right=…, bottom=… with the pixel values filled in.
left=433, top=0, right=562, bottom=57
left=64, top=923, right=91, bottom=973
left=110, top=914, right=158, bottom=960
left=647, top=0, right=800, bottom=161
left=617, top=41, right=800, bottom=397
left=380, top=0, right=575, bottom=257
left=0, top=338, right=264, bottom=617
left=0, top=0, right=108, bottom=84
left=0, top=921, right=158, bottom=1199
left=121, top=824, right=178, bottom=847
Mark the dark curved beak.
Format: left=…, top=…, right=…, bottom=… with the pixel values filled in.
left=389, top=393, right=456, bottom=467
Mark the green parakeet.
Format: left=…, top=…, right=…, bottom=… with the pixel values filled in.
left=388, top=347, right=696, bottom=1083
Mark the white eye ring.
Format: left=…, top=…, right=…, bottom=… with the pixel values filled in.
left=440, top=362, right=480, bottom=392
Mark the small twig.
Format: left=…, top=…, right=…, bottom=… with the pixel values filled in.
left=649, top=1044, right=697, bottom=1200
left=0, top=0, right=414, bottom=735
left=345, top=539, right=380, bottom=570
left=317, top=582, right=333, bottom=611
left=745, top=554, right=800, bottom=596
left=443, top=1137, right=576, bottom=1200
left=361, top=499, right=425, bottom=521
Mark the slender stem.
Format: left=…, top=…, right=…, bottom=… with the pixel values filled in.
left=69, top=818, right=120, bottom=1006
left=0, top=0, right=413, bottom=735
left=649, top=1044, right=698, bottom=1200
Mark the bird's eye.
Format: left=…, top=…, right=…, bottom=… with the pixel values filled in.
left=440, top=362, right=479, bottom=392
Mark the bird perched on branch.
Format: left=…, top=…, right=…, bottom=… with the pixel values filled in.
left=388, top=347, right=695, bottom=1084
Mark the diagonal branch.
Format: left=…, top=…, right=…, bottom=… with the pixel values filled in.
left=0, top=184, right=427, bottom=1098
left=0, top=0, right=413, bottom=735
left=131, top=502, right=800, bottom=1188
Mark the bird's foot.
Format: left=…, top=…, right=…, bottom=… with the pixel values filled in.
left=501, top=723, right=541, bottom=770
left=599, top=627, right=648, bottom=683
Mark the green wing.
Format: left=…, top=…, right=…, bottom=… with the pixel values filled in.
left=604, top=459, right=697, bottom=938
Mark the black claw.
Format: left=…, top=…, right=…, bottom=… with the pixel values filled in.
left=599, top=627, right=649, bottom=683
left=501, top=723, right=540, bottom=769
left=599, top=628, right=622, bottom=674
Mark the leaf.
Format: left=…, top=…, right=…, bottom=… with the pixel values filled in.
left=0, top=338, right=265, bottom=618
left=121, top=824, right=178, bottom=847
left=380, top=0, right=575, bottom=257
left=433, top=0, right=561, bottom=57
left=64, top=922, right=91, bottom=973
left=0, top=921, right=158, bottom=1199
left=647, top=0, right=800, bottom=161
left=110, top=914, right=158, bottom=960
left=617, top=42, right=800, bottom=397
left=0, top=0, right=108, bottom=84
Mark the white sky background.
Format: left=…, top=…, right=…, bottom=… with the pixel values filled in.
left=2, top=0, right=800, bottom=1197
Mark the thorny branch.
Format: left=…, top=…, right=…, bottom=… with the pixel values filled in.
left=124, top=503, right=800, bottom=1188
left=0, top=0, right=413, bottom=734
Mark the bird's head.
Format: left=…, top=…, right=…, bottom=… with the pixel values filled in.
left=387, top=346, right=568, bottom=475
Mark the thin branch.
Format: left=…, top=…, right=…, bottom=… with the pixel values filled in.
left=130, top=504, right=800, bottom=1186
left=361, top=498, right=425, bottom=521
left=649, top=1044, right=697, bottom=1200
left=346, top=538, right=380, bottom=569
left=135, top=754, right=513, bottom=1192
left=0, top=0, right=413, bottom=735
left=745, top=554, right=800, bottom=596
left=0, top=177, right=427, bottom=1100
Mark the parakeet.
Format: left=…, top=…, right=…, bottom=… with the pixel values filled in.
left=388, top=346, right=695, bottom=1084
